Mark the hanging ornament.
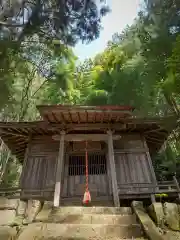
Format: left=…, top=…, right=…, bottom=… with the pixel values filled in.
left=83, top=141, right=91, bottom=204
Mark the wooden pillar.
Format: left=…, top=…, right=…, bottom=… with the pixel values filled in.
left=173, top=176, right=180, bottom=200
left=107, top=130, right=120, bottom=207
left=20, top=136, right=32, bottom=187
left=54, top=130, right=65, bottom=207
left=143, top=138, right=157, bottom=203
left=144, top=139, right=157, bottom=183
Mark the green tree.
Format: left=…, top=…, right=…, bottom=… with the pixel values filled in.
left=0, top=0, right=109, bottom=44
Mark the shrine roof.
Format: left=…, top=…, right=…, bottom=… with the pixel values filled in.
left=0, top=105, right=177, bottom=162
left=36, top=104, right=134, bottom=123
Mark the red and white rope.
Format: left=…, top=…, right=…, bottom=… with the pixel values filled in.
left=85, top=141, right=88, bottom=192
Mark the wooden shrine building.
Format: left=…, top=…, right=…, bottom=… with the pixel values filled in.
left=0, top=105, right=177, bottom=206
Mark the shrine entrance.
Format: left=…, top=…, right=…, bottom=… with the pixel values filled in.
left=61, top=141, right=112, bottom=204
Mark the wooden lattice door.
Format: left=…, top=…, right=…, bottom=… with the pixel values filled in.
left=61, top=153, right=109, bottom=199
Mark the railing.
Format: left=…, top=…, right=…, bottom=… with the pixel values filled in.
left=0, top=176, right=180, bottom=202
left=118, top=176, right=180, bottom=203
left=0, top=187, right=54, bottom=199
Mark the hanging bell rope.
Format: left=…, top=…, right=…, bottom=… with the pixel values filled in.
left=83, top=140, right=91, bottom=204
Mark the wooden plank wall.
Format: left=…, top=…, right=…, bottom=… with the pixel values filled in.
left=63, top=173, right=108, bottom=198
left=20, top=136, right=59, bottom=199
left=114, top=134, right=156, bottom=194
left=20, top=133, right=156, bottom=200
left=61, top=153, right=109, bottom=198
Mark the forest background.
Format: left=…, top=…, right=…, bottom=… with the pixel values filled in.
left=0, top=0, right=180, bottom=187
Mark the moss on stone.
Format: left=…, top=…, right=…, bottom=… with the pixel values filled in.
left=148, top=203, right=165, bottom=228
left=164, top=202, right=180, bottom=231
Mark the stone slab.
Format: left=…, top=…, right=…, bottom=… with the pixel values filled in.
left=17, top=223, right=43, bottom=240
left=35, top=201, right=52, bottom=222
left=17, top=201, right=27, bottom=216
left=47, top=212, right=137, bottom=224
left=13, top=215, right=24, bottom=226
left=132, top=201, right=163, bottom=240
left=164, top=230, right=180, bottom=240
left=53, top=206, right=132, bottom=215
left=23, top=200, right=42, bottom=224
left=0, top=198, right=18, bottom=210
left=148, top=203, right=165, bottom=227
left=0, top=210, right=16, bottom=226
left=17, top=223, right=142, bottom=239
left=0, top=226, right=17, bottom=240
left=91, top=214, right=137, bottom=225
left=164, top=202, right=180, bottom=231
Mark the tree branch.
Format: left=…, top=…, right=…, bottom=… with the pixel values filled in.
left=31, top=79, right=48, bottom=98
left=18, top=65, right=37, bottom=120
left=23, top=79, right=49, bottom=113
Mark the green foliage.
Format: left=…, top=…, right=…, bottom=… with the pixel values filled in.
left=86, top=90, right=109, bottom=105
left=152, top=144, right=177, bottom=181
left=0, top=0, right=109, bottom=44
left=0, top=158, right=21, bottom=188
left=1, top=0, right=180, bottom=185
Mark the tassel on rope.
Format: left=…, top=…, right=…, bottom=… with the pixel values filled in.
left=83, top=141, right=91, bottom=204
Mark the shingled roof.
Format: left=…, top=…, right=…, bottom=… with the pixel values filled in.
left=0, top=105, right=177, bottom=162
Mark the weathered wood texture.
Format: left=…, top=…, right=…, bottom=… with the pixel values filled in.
left=20, top=136, right=59, bottom=199
left=61, top=153, right=109, bottom=198
left=53, top=134, right=121, bottom=141
left=54, top=130, right=65, bottom=206
left=107, top=130, right=120, bottom=207
left=114, top=134, right=156, bottom=194
left=20, top=133, right=156, bottom=202
left=62, top=175, right=109, bottom=197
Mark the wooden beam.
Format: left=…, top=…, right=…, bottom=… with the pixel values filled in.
left=54, top=130, right=65, bottom=207
left=52, top=112, right=59, bottom=123
left=49, top=123, right=127, bottom=131
left=146, top=136, right=163, bottom=143
left=93, top=112, right=96, bottom=123
left=0, top=121, right=46, bottom=128
left=173, top=176, right=180, bottom=200
left=106, top=153, right=113, bottom=196
left=145, top=136, right=166, bottom=145
left=107, top=130, right=120, bottom=207
left=60, top=112, right=66, bottom=124
left=144, top=128, right=165, bottom=134
left=114, top=148, right=149, bottom=154
left=42, top=109, right=132, bottom=115
left=43, top=114, right=51, bottom=122
left=100, top=111, right=104, bottom=123
left=77, top=112, right=81, bottom=123
left=19, top=137, right=31, bottom=187
left=146, top=139, right=162, bottom=146
left=52, top=134, right=121, bottom=142
left=144, top=138, right=157, bottom=181
left=13, top=148, right=25, bottom=155
left=143, top=138, right=157, bottom=203
left=86, top=110, right=88, bottom=122
left=0, top=129, right=26, bottom=137
left=0, top=115, right=176, bottom=129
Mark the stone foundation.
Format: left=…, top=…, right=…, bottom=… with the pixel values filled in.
left=0, top=197, right=144, bottom=240
left=0, top=196, right=180, bottom=240
left=0, top=197, right=42, bottom=239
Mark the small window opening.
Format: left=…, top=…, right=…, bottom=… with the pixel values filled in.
left=68, top=154, right=107, bottom=176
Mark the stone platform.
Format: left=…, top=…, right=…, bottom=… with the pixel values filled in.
left=0, top=197, right=146, bottom=239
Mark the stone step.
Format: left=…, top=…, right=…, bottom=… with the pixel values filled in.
left=46, top=212, right=138, bottom=224
left=61, top=197, right=114, bottom=206
left=53, top=206, right=132, bottom=215
left=35, top=204, right=134, bottom=223
left=17, top=223, right=143, bottom=239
